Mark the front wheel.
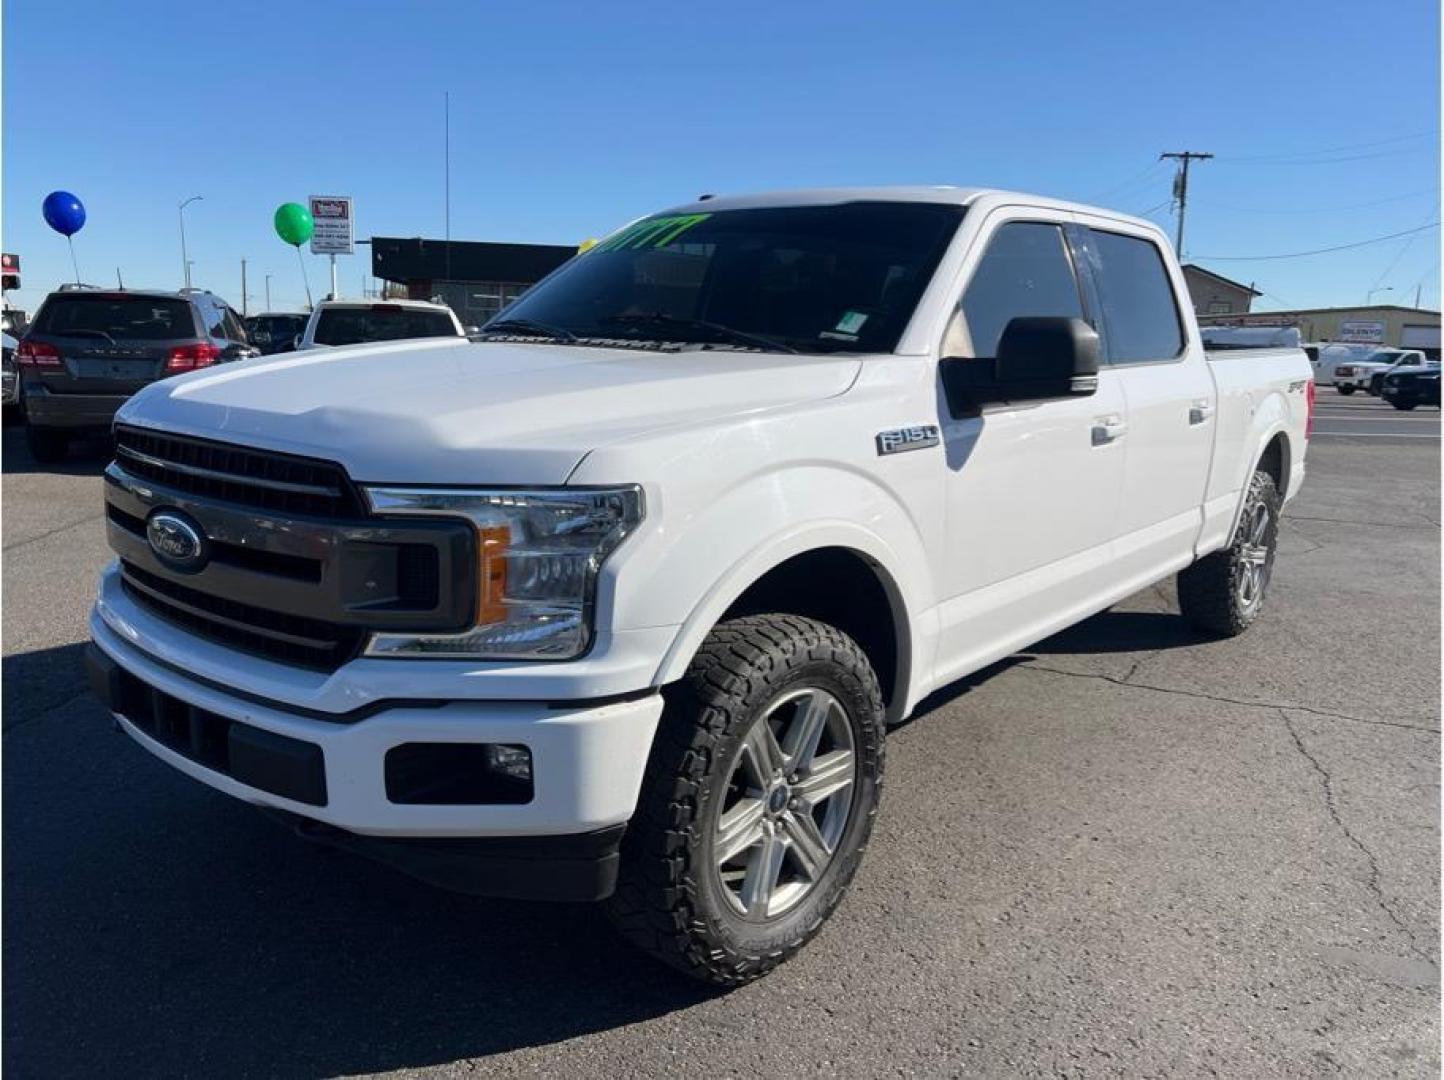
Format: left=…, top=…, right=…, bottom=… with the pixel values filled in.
left=606, top=614, right=885, bottom=985
left=1336, top=384, right=1356, bottom=395
left=1177, top=470, right=1281, bottom=637
left=1392, top=401, right=1418, bottom=411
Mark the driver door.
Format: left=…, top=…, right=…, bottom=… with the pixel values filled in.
left=932, top=214, right=1127, bottom=684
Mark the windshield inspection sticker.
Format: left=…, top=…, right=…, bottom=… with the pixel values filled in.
left=835, top=310, right=869, bottom=334
left=594, top=213, right=712, bottom=253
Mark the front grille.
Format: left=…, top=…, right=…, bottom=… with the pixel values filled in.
left=113, top=425, right=363, bottom=518
left=108, top=663, right=327, bottom=806
left=121, top=561, right=364, bottom=671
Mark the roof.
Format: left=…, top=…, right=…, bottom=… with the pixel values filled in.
left=1198, top=304, right=1441, bottom=320
left=657, top=186, right=1160, bottom=228
left=316, top=298, right=452, bottom=311
left=1181, top=264, right=1263, bottom=296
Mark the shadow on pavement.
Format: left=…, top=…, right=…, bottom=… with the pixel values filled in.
left=3, top=604, right=1204, bottom=1075
left=2, top=424, right=111, bottom=476
left=1027, top=608, right=1201, bottom=655
left=2, top=642, right=719, bottom=1079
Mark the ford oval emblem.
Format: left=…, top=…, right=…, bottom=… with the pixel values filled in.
left=146, top=510, right=208, bottom=572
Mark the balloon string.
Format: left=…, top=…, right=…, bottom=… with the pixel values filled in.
left=296, top=246, right=313, bottom=309
left=67, top=236, right=82, bottom=286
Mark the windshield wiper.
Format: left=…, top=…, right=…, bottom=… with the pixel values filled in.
left=601, top=313, right=798, bottom=354
left=478, top=318, right=576, bottom=342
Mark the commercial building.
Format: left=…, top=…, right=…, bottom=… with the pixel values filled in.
left=370, top=237, right=576, bottom=327
left=1197, top=304, right=1441, bottom=357
left=1181, top=264, right=1260, bottom=316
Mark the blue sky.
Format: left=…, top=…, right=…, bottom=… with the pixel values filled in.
left=4, top=0, right=1439, bottom=315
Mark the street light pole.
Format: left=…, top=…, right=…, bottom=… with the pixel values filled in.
left=178, top=195, right=203, bottom=289
left=265, top=274, right=272, bottom=311
left=1366, top=286, right=1394, bottom=306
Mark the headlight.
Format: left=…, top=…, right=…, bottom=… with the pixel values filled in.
left=361, top=486, right=643, bottom=660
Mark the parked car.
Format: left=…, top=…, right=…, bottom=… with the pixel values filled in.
left=296, top=299, right=464, bottom=350
left=1316, top=343, right=1378, bottom=391
left=15, top=288, right=257, bottom=462
left=1380, top=365, right=1442, bottom=410
left=87, top=187, right=1311, bottom=984
left=1366, top=352, right=1433, bottom=396
left=2, top=330, right=18, bottom=415
left=244, top=312, right=308, bottom=356
left=1332, top=348, right=1425, bottom=395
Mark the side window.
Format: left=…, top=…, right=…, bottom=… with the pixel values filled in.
left=198, top=298, right=225, bottom=339
left=1087, top=230, right=1185, bottom=363
left=221, top=307, right=246, bottom=342
left=957, top=222, right=1085, bottom=357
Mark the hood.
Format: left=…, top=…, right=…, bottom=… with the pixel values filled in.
left=116, top=338, right=862, bottom=485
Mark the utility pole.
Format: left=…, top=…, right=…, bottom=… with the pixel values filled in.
left=1415, top=284, right=1423, bottom=309
left=444, top=91, right=452, bottom=286
left=241, top=258, right=249, bottom=317
left=1159, top=151, right=1212, bottom=257
left=265, top=274, right=273, bottom=311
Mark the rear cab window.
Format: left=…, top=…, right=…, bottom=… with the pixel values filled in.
left=313, top=307, right=459, bottom=347
left=33, top=295, right=197, bottom=341
left=1083, top=230, right=1185, bottom=364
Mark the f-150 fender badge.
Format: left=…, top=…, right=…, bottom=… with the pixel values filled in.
left=876, top=425, right=940, bottom=456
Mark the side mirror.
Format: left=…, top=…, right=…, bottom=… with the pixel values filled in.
left=941, top=316, right=1100, bottom=414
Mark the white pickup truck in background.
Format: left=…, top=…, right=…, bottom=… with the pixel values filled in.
left=87, top=187, right=1312, bottom=984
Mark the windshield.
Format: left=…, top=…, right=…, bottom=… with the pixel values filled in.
left=249, top=315, right=305, bottom=337
left=313, top=307, right=458, bottom=347
left=490, top=202, right=966, bottom=354
left=34, top=295, right=195, bottom=341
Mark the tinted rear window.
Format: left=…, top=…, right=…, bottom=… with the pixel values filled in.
left=35, top=296, right=195, bottom=341
left=313, top=308, right=457, bottom=347
left=1087, top=231, right=1185, bottom=364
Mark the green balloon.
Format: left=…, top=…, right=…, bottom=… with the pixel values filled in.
left=273, top=202, right=314, bottom=247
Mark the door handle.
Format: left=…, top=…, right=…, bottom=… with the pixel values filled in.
left=1092, top=416, right=1127, bottom=445
left=1189, top=399, right=1215, bottom=425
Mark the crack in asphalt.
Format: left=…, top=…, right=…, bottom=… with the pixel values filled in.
left=1018, top=662, right=1441, bottom=735
left=2, top=511, right=105, bottom=553
left=1280, top=708, right=1439, bottom=971
left=1283, top=513, right=1437, bottom=532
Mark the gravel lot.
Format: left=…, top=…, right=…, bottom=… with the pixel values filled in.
left=4, top=388, right=1438, bottom=1078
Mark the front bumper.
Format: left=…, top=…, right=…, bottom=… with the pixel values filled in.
left=22, top=386, right=129, bottom=428
left=87, top=616, right=664, bottom=899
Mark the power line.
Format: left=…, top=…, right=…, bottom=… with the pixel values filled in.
left=1084, top=161, right=1170, bottom=203
left=1192, top=189, right=1437, bottom=215
left=1192, top=222, right=1440, bottom=261
left=1216, top=130, right=1438, bottom=163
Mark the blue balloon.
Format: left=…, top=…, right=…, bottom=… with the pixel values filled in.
left=42, top=191, right=86, bottom=237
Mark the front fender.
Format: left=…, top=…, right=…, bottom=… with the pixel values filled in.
left=598, top=464, right=939, bottom=721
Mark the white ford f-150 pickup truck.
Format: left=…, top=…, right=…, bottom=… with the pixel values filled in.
left=87, top=187, right=1312, bottom=984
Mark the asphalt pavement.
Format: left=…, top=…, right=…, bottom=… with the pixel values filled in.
left=3, top=393, right=1439, bottom=1078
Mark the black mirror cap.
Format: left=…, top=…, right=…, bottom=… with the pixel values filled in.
left=942, top=316, right=1100, bottom=414
left=995, top=316, right=1100, bottom=386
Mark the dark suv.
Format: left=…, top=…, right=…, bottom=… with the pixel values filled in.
left=16, top=288, right=256, bottom=462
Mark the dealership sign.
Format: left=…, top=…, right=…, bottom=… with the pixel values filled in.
left=1338, top=320, right=1386, bottom=343
left=308, top=196, right=354, bottom=255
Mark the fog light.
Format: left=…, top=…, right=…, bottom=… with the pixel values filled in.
left=485, top=744, right=533, bottom=782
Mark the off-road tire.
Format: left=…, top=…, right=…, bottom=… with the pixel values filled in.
left=1177, top=470, right=1281, bottom=637
left=605, top=614, right=885, bottom=986
left=25, top=424, right=69, bottom=464
left=1336, top=384, right=1356, bottom=395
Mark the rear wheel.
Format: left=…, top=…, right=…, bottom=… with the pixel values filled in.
left=606, top=614, right=885, bottom=985
left=1336, top=384, right=1356, bottom=396
left=1177, top=470, right=1280, bottom=637
left=1392, top=401, right=1418, bottom=411
left=25, top=424, right=69, bottom=464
